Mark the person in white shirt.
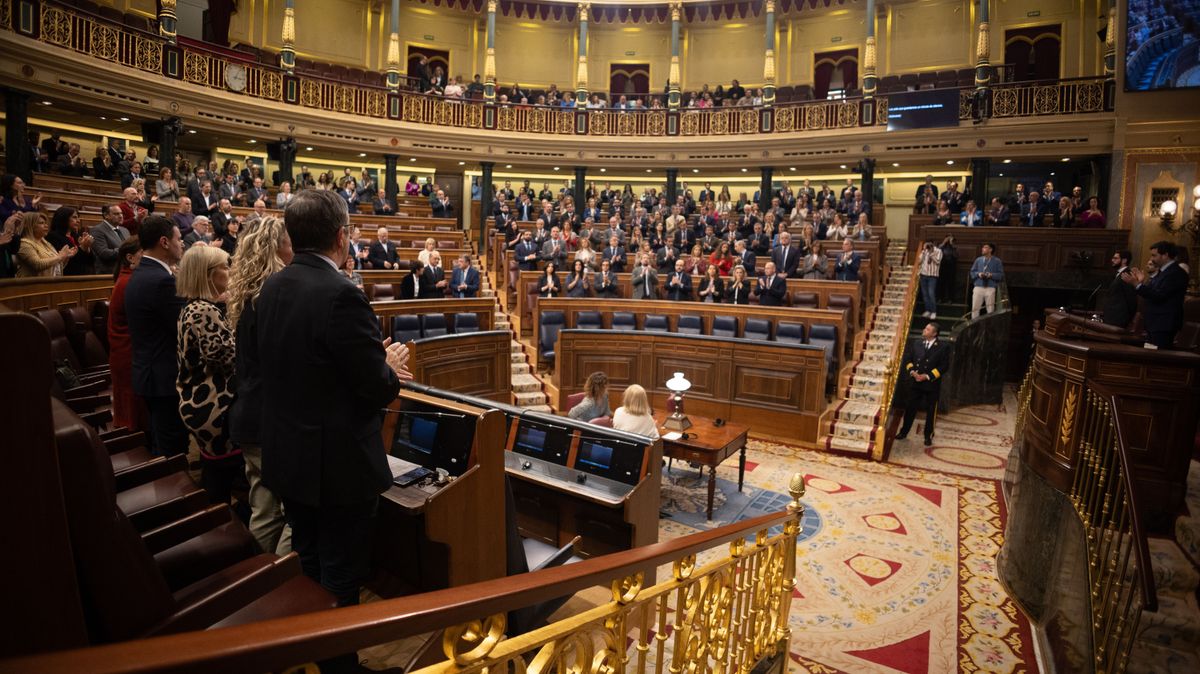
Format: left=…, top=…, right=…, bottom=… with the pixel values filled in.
left=612, top=384, right=659, bottom=439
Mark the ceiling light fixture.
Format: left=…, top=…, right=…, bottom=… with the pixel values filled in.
left=306, top=146, right=314, bottom=151
left=410, top=158, right=417, bottom=162
left=839, top=164, right=847, bottom=169
left=40, top=100, right=52, bottom=106
left=1003, top=159, right=1012, bottom=164
left=118, top=116, right=129, bottom=121
left=692, top=169, right=700, bottom=173
left=1061, top=157, right=1070, bottom=162
left=741, top=168, right=748, bottom=173
left=187, top=129, right=197, bottom=134
left=892, top=162, right=900, bottom=167
left=248, top=140, right=257, bottom=144
left=789, top=167, right=796, bottom=171
left=458, top=161, right=465, bottom=165
left=505, top=164, right=512, bottom=168
left=946, top=160, right=954, bottom=165
left=553, top=167, right=560, bottom=171
left=358, top=152, right=367, bottom=157
left=599, top=168, right=606, bottom=172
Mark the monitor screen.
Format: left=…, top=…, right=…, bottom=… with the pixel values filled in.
left=574, top=438, right=644, bottom=485
left=391, top=404, right=476, bottom=476
left=886, top=89, right=962, bottom=131
left=409, top=417, right=437, bottom=454
left=512, top=419, right=572, bottom=465
left=1125, top=2, right=1200, bottom=91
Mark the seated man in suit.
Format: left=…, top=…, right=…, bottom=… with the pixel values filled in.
left=603, top=235, right=626, bottom=273
left=756, top=261, right=787, bottom=306
left=514, top=230, right=541, bottom=272
left=733, top=239, right=756, bottom=273
left=431, top=189, right=454, bottom=218
left=1102, top=249, right=1137, bottom=330
left=771, top=231, right=800, bottom=278
left=632, top=253, right=659, bottom=299
left=834, top=238, right=861, bottom=282
left=368, top=226, right=400, bottom=270
left=1122, top=240, right=1189, bottom=348
left=372, top=189, right=395, bottom=216
left=400, top=259, right=435, bottom=299
left=665, top=258, right=693, bottom=301
left=450, top=254, right=480, bottom=298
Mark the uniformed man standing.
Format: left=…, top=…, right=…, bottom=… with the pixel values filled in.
left=895, top=322, right=950, bottom=446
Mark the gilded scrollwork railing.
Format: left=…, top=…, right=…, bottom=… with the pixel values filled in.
left=12, top=0, right=1111, bottom=138
left=1068, top=386, right=1156, bottom=674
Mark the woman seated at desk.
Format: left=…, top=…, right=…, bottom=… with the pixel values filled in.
left=568, top=372, right=611, bottom=422
left=613, top=385, right=659, bottom=439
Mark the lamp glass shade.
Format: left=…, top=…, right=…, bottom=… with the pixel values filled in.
left=666, top=372, right=691, bottom=392
left=1193, top=184, right=1200, bottom=199
left=1160, top=199, right=1178, bottom=216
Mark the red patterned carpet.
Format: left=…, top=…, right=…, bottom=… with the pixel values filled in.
left=656, top=390, right=1038, bottom=673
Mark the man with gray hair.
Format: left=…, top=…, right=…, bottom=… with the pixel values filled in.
left=254, top=189, right=413, bottom=627
left=183, top=216, right=212, bottom=249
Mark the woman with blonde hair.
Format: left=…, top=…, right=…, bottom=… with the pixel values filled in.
left=226, top=215, right=294, bottom=555
left=418, top=237, right=437, bottom=266
left=613, top=384, right=658, bottom=438
left=16, top=211, right=75, bottom=277
left=175, top=244, right=239, bottom=505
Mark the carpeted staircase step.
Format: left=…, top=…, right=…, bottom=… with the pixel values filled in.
left=829, top=419, right=875, bottom=443
left=510, top=362, right=530, bottom=375
left=825, top=434, right=874, bottom=456
left=510, top=351, right=527, bottom=364
left=512, top=373, right=543, bottom=394
left=845, top=386, right=883, bottom=404
left=851, top=362, right=888, bottom=378
left=1149, top=537, right=1200, bottom=596
left=511, top=340, right=525, bottom=353
left=832, top=400, right=882, bottom=425
left=514, top=390, right=548, bottom=407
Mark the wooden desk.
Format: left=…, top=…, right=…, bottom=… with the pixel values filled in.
left=654, top=412, right=750, bottom=520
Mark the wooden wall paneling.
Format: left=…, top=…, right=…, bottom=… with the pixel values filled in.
left=409, top=331, right=513, bottom=404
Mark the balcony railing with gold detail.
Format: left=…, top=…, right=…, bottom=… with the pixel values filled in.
left=5, top=0, right=1112, bottom=139
left=0, top=474, right=806, bottom=674
left=1067, top=384, right=1156, bottom=674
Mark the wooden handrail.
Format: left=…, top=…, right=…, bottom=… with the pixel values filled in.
left=2, top=508, right=798, bottom=674
left=1089, top=382, right=1158, bottom=612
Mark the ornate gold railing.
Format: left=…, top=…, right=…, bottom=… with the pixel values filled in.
left=1013, top=363, right=1033, bottom=438
left=8, top=0, right=1110, bottom=137
left=0, top=476, right=805, bottom=674
left=873, top=255, right=919, bottom=461
left=1068, top=385, right=1156, bottom=673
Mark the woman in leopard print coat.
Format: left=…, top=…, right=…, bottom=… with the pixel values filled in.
left=175, top=244, right=241, bottom=504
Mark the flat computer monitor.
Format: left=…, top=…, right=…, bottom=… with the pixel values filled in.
left=511, top=418, right=572, bottom=465
left=574, top=437, right=645, bottom=485
left=391, top=403, right=476, bottom=476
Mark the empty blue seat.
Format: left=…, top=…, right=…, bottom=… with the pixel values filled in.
left=422, top=313, right=449, bottom=338
left=611, top=312, right=636, bottom=331
left=453, top=313, right=480, bottom=333
left=775, top=321, right=805, bottom=344
left=711, top=315, right=737, bottom=338
left=808, top=324, right=838, bottom=377
left=576, top=311, right=602, bottom=330
left=744, top=318, right=771, bottom=341
left=540, top=310, right=566, bottom=364
left=677, top=315, right=702, bottom=334
left=643, top=314, right=669, bottom=332
left=392, top=315, right=421, bottom=344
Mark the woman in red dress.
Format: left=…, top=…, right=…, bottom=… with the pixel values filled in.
left=107, top=237, right=146, bottom=431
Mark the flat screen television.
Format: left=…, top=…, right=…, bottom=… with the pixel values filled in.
left=391, top=404, right=476, bottom=476
left=511, top=418, right=572, bottom=466
left=1125, top=1, right=1200, bottom=91
left=885, top=89, right=962, bottom=131
left=574, top=437, right=645, bottom=486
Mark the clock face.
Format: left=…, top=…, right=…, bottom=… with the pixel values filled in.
left=224, top=63, right=248, bottom=92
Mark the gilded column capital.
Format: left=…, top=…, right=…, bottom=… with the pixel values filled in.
left=670, top=3, right=682, bottom=22
left=577, top=2, right=590, bottom=15
left=487, top=0, right=497, bottom=12
left=864, top=35, right=876, bottom=72
left=763, top=49, right=776, bottom=83
left=975, top=21, right=990, bottom=62
left=1105, top=7, right=1116, bottom=49
left=765, top=0, right=775, bottom=13
left=484, top=47, right=496, bottom=81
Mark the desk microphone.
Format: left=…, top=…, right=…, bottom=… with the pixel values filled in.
left=380, top=409, right=469, bottom=419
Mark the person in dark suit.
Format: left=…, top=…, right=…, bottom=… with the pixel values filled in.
left=400, top=259, right=435, bottom=299
left=368, top=226, right=400, bottom=270
left=1021, top=191, right=1047, bottom=227
left=254, top=189, right=410, bottom=622
left=834, top=239, right=861, bottom=282
left=896, top=322, right=950, bottom=446
left=425, top=251, right=448, bottom=297
left=602, top=236, right=626, bottom=273
left=122, top=215, right=187, bottom=456
left=514, top=230, right=540, bottom=272
left=595, top=260, right=620, bottom=298
left=656, top=243, right=680, bottom=274
left=245, top=177, right=271, bottom=208
left=1123, top=240, right=1189, bottom=348
left=732, top=239, right=756, bottom=273
left=756, top=261, right=787, bottom=306
left=771, top=231, right=800, bottom=278
left=665, top=259, right=693, bottom=301
left=450, top=254, right=480, bottom=298
left=1101, top=249, right=1137, bottom=330
left=515, top=195, right=535, bottom=221
left=372, top=189, right=395, bottom=216
left=538, top=262, right=562, bottom=298
left=725, top=265, right=751, bottom=304
left=431, top=190, right=454, bottom=218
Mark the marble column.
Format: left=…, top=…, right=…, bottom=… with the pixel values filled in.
left=758, top=166, right=773, bottom=215
left=480, top=162, right=494, bottom=246
left=668, top=3, right=682, bottom=109
left=665, top=168, right=679, bottom=204
left=974, top=0, right=991, bottom=89
left=1103, top=0, right=1116, bottom=81
left=573, top=167, right=587, bottom=218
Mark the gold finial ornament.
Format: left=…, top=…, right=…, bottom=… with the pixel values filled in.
left=788, top=473, right=805, bottom=511
left=484, top=47, right=496, bottom=81
left=763, top=49, right=776, bottom=83
left=976, top=21, right=990, bottom=62
left=668, top=55, right=681, bottom=88
left=282, top=6, right=296, bottom=44
left=576, top=55, right=588, bottom=90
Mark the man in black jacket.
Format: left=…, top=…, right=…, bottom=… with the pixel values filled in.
left=255, top=189, right=410, bottom=613
left=756, top=261, right=787, bottom=306
left=896, top=322, right=950, bottom=446
left=368, top=226, right=400, bottom=270
left=1102, top=249, right=1137, bottom=329
left=123, top=215, right=186, bottom=456
left=1123, top=240, right=1190, bottom=348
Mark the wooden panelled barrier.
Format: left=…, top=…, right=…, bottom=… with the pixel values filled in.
left=408, top=331, right=512, bottom=405
left=0, top=275, right=113, bottom=312
left=368, top=296, right=496, bottom=334
left=555, top=330, right=829, bottom=445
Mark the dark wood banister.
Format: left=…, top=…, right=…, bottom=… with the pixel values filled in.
left=1089, top=382, right=1158, bottom=613
left=2, top=508, right=798, bottom=674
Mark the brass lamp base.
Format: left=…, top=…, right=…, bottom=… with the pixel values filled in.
left=663, top=413, right=692, bottom=432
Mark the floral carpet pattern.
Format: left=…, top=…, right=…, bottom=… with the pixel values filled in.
left=658, top=439, right=1038, bottom=674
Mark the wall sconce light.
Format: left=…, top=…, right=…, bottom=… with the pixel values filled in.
left=1159, top=198, right=1178, bottom=224
left=664, top=372, right=692, bottom=432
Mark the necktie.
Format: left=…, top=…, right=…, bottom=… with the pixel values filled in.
left=781, top=247, right=787, bottom=268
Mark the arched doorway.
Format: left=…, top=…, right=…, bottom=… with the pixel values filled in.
left=1004, top=25, right=1061, bottom=82
left=813, top=49, right=858, bottom=99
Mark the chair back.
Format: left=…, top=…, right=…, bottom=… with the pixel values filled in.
left=776, top=321, right=805, bottom=344
left=711, top=315, right=737, bottom=337
left=392, top=315, right=422, bottom=343
left=61, top=306, right=108, bottom=368
left=565, top=392, right=586, bottom=410
left=611, top=312, right=636, bottom=331
left=589, top=416, right=613, bottom=428
left=453, top=313, right=480, bottom=333
left=677, top=315, right=702, bottom=334
left=744, top=318, right=771, bottom=341
left=422, top=313, right=449, bottom=338
left=791, top=291, right=818, bottom=308
left=34, top=309, right=82, bottom=371
left=576, top=311, right=602, bottom=330
left=643, top=314, right=669, bottom=332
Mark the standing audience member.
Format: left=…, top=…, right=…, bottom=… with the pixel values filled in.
left=756, top=261, right=786, bottom=306
left=16, top=212, right=75, bottom=278
left=1122, top=240, right=1189, bottom=349
left=254, top=190, right=411, bottom=625
left=539, top=261, right=562, bottom=298
left=342, top=254, right=364, bottom=290
left=107, top=237, right=145, bottom=433
left=612, top=385, right=660, bottom=439
left=666, top=258, right=693, bottom=301
left=47, top=206, right=95, bottom=276
left=937, top=236, right=958, bottom=303
left=175, top=245, right=242, bottom=505
left=91, top=204, right=131, bottom=275
left=595, top=259, right=619, bottom=298
left=698, top=264, right=724, bottom=303
left=568, top=372, right=612, bottom=422
left=450, top=254, right=480, bottom=298
left=124, top=215, right=188, bottom=456
left=918, top=240, right=942, bottom=319
left=369, top=226, right=400, bottom=270
left=726, top=264, right=751, bottom=304
left=632, top=252, right=658, bottom=299
left=227, top=215, right=295, bottom=555
left=0, top=174, right=40, bottom=224
left=834, top=239, right=861, bottom=282
left=969, top=242, right=1004, bottom=319
left=1079, top=197, right=1107, bottom=228
left=565, top=259, right=591, bottom=297
left=1102, top=249, right=1137, bottom=330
